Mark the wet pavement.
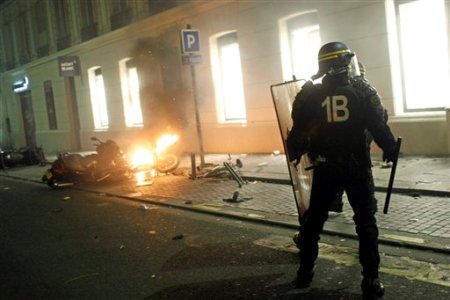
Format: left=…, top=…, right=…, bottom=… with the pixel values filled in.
left=1, top=152, right=449, bottom=254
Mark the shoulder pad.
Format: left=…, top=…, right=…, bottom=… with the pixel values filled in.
left=299, top=80, right=320, bottom=96
left=350, top=77, right=377, bottom=96
left=301, top=80, right=314, bottom=90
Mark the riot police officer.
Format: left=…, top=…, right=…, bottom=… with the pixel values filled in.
left=286, top=41, right=397, bottom=299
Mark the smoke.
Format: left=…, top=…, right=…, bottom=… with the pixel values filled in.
left=129, top=34, right=189, bottom=145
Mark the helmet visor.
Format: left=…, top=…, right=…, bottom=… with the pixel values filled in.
left=347, top=54, right=361, bottom=78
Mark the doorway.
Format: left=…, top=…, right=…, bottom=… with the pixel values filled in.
left=19, top=91, right=37, bottom=149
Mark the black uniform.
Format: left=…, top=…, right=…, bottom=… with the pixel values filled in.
left=286, top=72, right=396, bottom=280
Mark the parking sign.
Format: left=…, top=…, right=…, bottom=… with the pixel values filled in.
left=181, top=29, right=200, bottom=54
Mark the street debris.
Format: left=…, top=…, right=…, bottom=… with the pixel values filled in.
left=223, top=162, right=246, bottom=187
left=235, top=158, right=243, bottom=168
left=187, top=155, right=246, bottom=183
left=172, top=234, right=184, bottom=240
left=247, top=213, right=264, bottom=219
left=63, top=196, right=70, bottom=201
left=411, top=192, right=421, bottom=199
left=139, top=204, right=150, bottom=210
left=126, top=192, right=142, bottom=198
left=224, top=191, right=242, bottom=203
left=273, top=150, right=281, bottom=156
left=148, top=230, right=156, bottom=235
left=64, top=272, right=99, bottom=285
left=223, top=191, right=253, bottom=203
left=120, top=244, right=125, bottom=250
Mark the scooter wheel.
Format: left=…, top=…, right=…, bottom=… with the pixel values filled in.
left=156, top=154, right=179, bottom=173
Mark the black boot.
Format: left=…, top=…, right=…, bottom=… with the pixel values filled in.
left=295, top=266, right=314, bottom=288
left=361, top=277, right=385, bottom=299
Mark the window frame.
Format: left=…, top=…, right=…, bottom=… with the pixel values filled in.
left=88, top=67, right=109, bottom=129
left=210, top=31, right=247, bottom=124
left=279, top=10, right=321, bottom=82
left=386, top=0, right=450, bottom=114
left=119, top=58, right=144, bottom=128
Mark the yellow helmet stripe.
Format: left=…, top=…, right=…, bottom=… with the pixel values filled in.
left=319, top=49, right=350, bottom=61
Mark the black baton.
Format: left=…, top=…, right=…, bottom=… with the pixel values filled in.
left=383, top=137, right=402, bottom=214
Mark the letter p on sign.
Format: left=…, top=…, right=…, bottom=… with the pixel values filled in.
left=181, top=29, right=200, bottom=54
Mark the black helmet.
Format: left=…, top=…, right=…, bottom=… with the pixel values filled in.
left=312, top=41, right=355, bottom=79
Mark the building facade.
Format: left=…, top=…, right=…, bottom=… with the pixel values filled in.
left=1, top=0, right=449, bottom=156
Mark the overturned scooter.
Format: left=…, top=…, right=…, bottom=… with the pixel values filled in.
left=42, top=137, right=131, bottom=188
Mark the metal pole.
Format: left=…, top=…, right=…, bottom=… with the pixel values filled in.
left=190, top=152, right=197, bottom=180
left=190, top=63, right=205, bottom=165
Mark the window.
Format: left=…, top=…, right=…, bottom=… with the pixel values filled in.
left=2, top=22, right=16, bottom=70
left=33, top=0, right=50, bottom=57
left=80, top=0, right=98, bottom=41
left=279, top=11, right=321, bottom=81
left=110, top=0, right=131, bottom=30
left=119, top=58, right=143, bottom=127
left=386, top=0, right=449, bottom=113
left=17, top=13, right=32, bottom=64
left=80, top=0, right=97, bottom=27
left=53, top=0, right=71, bottom=50
left=112, top=0, right=129, bottom=14
left=44, top=81, right=58, bottom=130
left=211, top=32, right=247, bottom=123
left=148, top=0, right=177, bottom=15
left=88, top=67, right=109, bottom=129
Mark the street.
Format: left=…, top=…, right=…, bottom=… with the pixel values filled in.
left=0, top=176, right=449, bottom=299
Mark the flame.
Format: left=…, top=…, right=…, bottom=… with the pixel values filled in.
left=135, top=171, right=146, bottom=183
left=155, top=134, right=179, bottom=155
left=129, top=133, right=178, bottom=186
left=130, top=147, right=155, bottom=168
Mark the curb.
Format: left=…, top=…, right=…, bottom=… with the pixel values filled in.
left=241, top=175, right=450, bottom=198
left=1, top=172, right=449, bottom=255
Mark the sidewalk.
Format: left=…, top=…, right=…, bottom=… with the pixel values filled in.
left=1, top=153, right=449, bottom=253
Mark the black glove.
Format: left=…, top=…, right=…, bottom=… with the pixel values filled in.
left=382, top=147, right=397, bottom=163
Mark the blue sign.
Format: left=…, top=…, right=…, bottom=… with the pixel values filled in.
left=181, top=29, right=200, bottom=54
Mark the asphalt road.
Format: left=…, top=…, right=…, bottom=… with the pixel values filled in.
left=0, top=176, right=449, bottom=300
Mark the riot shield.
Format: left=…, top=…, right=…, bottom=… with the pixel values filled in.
left=270, top=79, right=313, bottom=218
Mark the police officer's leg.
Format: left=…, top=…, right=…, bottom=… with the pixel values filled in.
left=345, top=169, right=385, bottom=297
left=297, top=167, right=337, bottom=287
left=329, top=185, right=344, bottom=213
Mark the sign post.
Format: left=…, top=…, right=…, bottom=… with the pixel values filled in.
left=181, top=25, right=205, bottom=165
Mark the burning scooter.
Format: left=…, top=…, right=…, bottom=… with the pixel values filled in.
left=128, top=133, right=180, bottom=186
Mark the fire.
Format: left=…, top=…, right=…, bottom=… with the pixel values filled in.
left=155, top=134, right=179, bottom=155
left=129, top=133, right=179, bottom=185
left=130, top=147, right=155, bottom=168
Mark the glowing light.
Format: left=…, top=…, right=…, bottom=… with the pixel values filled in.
left=130, top=147, right=155, bottom=168
left=129, top=132, right=179, bottom=186
left=135, top=171, right=146, bottom=184
left=155, top=134, right=179, bottom=155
